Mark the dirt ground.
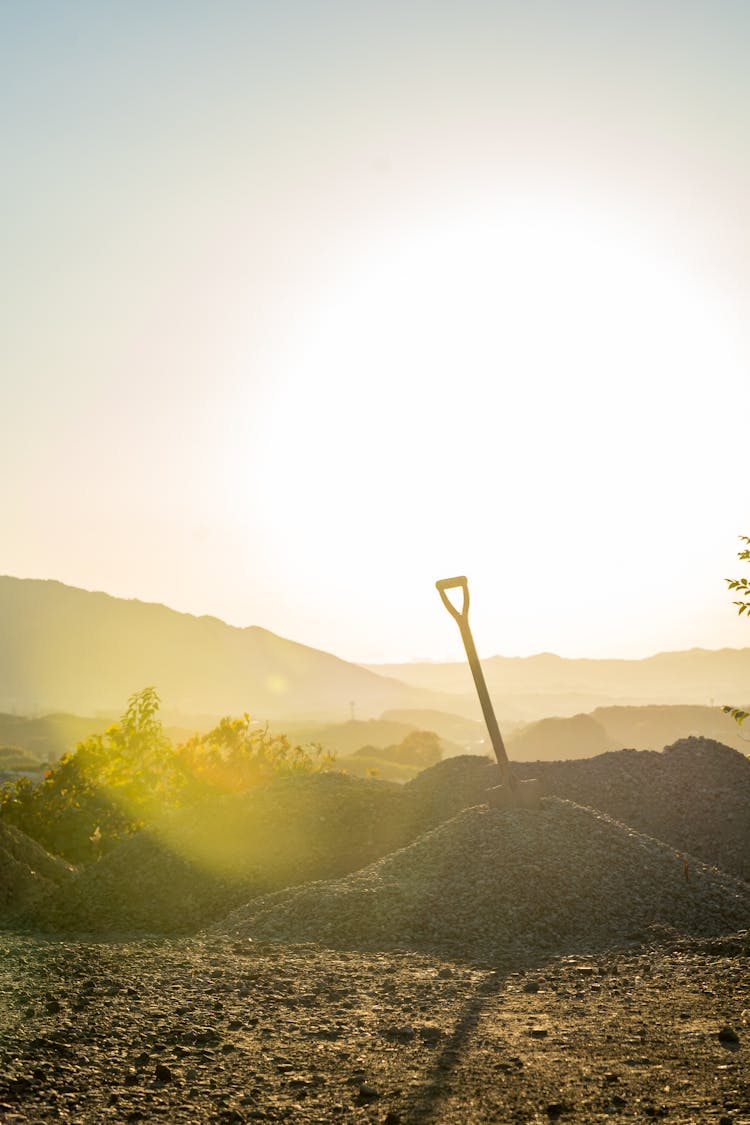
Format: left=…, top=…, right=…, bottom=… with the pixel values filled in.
left=0, top=931, right=747, bottom=1124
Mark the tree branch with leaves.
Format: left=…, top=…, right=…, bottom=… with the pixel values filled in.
left=722, top=535, right=750, bottom=729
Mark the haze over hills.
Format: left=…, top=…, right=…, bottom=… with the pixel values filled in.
left=366, top=649, right=750, bottom=722
left=0, top=577, right=448, bottom=721
left=2, top=577, right=748, bottom=743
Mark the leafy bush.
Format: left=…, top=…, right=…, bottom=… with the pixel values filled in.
left=0, top=688, right=334, bottom=863
left=176, top=713, right=335, bottom=801
left=341, top=730, right=443, bottom=782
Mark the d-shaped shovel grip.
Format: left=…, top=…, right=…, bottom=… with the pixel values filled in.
left=435, top=575, right=470, bottom=625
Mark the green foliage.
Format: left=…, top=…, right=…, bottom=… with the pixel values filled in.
left=386, top=729, right=443, bottom=768
left=175, top=714, right=335, bottom=802
left=0, top=687, right=173, bottom=862
left=0, top=687, right=335, bottom=864
left=723, top=535, right=750, bottom=731
left=726, top=535, right=750, bottom=617
left=722, top=706, right=748, bottom=727
left=343, top=730, right=443, bottom=782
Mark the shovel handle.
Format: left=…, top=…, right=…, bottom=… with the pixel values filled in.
left=436, top=575, right=470, bottom=624
left=435, top=573, right=512, bottom=777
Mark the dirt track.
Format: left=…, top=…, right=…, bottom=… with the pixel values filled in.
left=0, top=932, right=748, bottom=1124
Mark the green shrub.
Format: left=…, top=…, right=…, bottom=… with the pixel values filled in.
left=0, top=687, right=335, bottom=863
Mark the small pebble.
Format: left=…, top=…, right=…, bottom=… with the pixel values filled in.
left=357, top=1084, right=381, bottom=1102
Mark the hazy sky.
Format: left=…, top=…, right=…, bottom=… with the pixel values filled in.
left=3, top=1, right=749, bottom=663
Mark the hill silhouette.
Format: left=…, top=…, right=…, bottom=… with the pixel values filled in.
left=367, top=649, right=750, bottom=721
left=0, top=577, right=445, bottom=721
left=0, top=711, right=116, bottom=765
left=508, top=712, right=613, bottom=760
left=506, top=704, right=750, bottom=761
left=4, top=576, right=749, bottom=731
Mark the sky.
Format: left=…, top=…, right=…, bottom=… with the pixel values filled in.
left=2, top=1, right=749, bottom=664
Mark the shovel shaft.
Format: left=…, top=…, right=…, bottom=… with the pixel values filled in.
left=457, top=618, right=513, bottom=781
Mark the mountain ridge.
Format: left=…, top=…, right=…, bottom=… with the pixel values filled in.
left=365, top=647, right=750, bottom=720
left=2, top=575, right=748, bottom=725
left=0, top=576, right=446, bottom=720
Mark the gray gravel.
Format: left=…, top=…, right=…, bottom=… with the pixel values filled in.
left=515, top=736, right=750, bottom=880
left=408, top=737, right=750, bottom=881
left=2, top=931, right=748, bottom=1123
left=0, top=820, right=72, bottom=920
left=6, top=737, right=750, bottom=945
left=9, top=771, right=410, bottom=933
left=216, top=797, right=750, bottom=963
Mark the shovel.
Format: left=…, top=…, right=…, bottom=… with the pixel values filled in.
left=436, top=576, right=541, bottom=808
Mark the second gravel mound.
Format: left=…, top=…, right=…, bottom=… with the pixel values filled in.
left=217, top=797, right=750, bottom=964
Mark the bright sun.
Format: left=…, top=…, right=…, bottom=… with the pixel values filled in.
left=250, top=198, right=743, bottom=657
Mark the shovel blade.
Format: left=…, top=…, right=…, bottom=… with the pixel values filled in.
left=487, top=777, right=543, bottom=810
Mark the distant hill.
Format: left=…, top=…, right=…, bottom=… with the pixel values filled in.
left=366, top=649, right=750, bottom=721
left=4, top=575, right=749, bottom=733
left=0, top=711, right=115, bottom=764
left=379, top=709, right=490, bottom=753
left=0, top=577, right=450, bottom=721
left=271, top=718, right=422, bottom=756
left=591, top=704, right=749, bottom=757
left=274, top=717, right=464, bottom=761
left=504, top=704, right=749, bottom=762
left=507, top=713, right=614, bottom=761
left=0, top=711, right=201, bottom=769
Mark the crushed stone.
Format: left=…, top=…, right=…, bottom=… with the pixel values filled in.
left=0, top=820, right=73, bottom=921
left=215, top=797, right=750, bottom=963
left=514, top=736, right=750, bottom=880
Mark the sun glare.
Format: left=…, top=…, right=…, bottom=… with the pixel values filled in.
left=251, top=198, right=743, bottom=655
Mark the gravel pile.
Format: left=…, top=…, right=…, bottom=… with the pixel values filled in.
left=216, top=797, right=750, bottom=963
left=404, top=754, right=503, bottom=828
left=13, top=737, right=750, bottom=938
left=0, top=821, right=72, bottom=923
left=28, top=831, right=247, bottom=933
left=26, top=771, right=409, bottom=933
left=514, top=736, right=750, bottom=880
left=406, top=738, right=750, bottom=881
